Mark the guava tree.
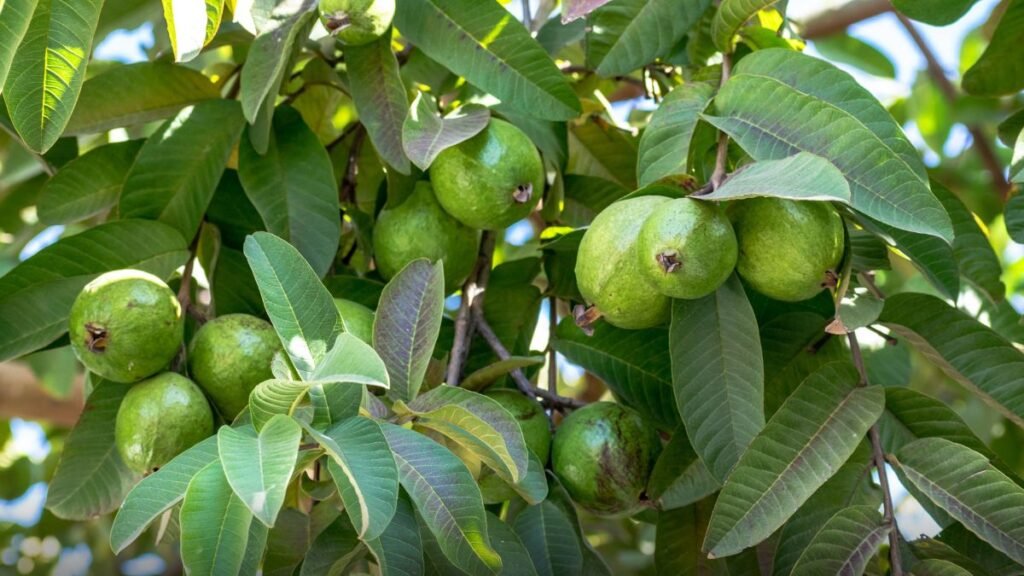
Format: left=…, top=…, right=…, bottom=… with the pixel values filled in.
left=0, top=0, right=1023, bottom=574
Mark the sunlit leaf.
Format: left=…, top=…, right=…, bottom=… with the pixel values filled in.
left=161, top=0, right=225, bottom=62
left=181, top=461, right=254, bottom=575
left=402, top=93, right=489, bottom=171
left=347, top=33, right=412, bottom=174
left=218, top=417, right=301, bottom=527
left=701, top=153, right=852, bottom=203
left=636, top=81, right=715, bottom=188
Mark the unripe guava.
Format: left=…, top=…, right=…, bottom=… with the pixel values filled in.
left=478, top=388, right=552, bottom=502
left=68, top=270, right=183, bottom=383
left=373, top=181, right=480, bottom=292
left=551, top=402, right=660, bottom=516
left=115, top=372, right=214, bottom=474
left=636, top=197, right=737, bottom=299
left=575, top=196, right=672, bottom=329
left=188, top=314, right=281, bottom=419
left=318, top=0, right=395, bottom=46
left=334, top=299, right=374, bottom=344
left=429, top=119, right=545, bottom=230
left=730, top=198, right=844, bottom=302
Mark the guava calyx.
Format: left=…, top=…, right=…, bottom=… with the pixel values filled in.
left=513, top=183, right=532, bottom=204
left=656, top=251, right=682, bottom=274
left=84, top=323, right=108, bottom=352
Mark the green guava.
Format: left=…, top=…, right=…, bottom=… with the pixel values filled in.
left=429, top=119, right=545, bottom=230
left=478, top=388, right=553, bottom=502
left=334, top=299, right=374, bottom=344
left=188, top=314, right=281, bottom=419
left=373, top=181, right=480, bottom=292
left=636, top=197, right=738, bottom=299
left=318, top=0, right=395, bottom=46
left=730, top=198, right=845, bottom=302
left=115, top=372, right=214, bottom=474
left=68, top=269, right=183, bottom=383
left=551, top=402, right=660, bottom=517
left=575, top=196, right=672, bottom=329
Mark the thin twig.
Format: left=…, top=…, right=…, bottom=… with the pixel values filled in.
left=800, top=0, right=892, bottom=39
left=447, top=232, right=496, bottom=386
left=177, top=232, right=205, bottom=323
left=547, top=297, right=558, bottom=394
left=858, top=272, right=886, bottom=300
left=866, top=325, right=898, bottom=345
left=709, top=53, right=733, bottom=191
left=520, top=0, right=532, bottom=31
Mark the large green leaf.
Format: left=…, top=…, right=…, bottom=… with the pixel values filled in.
left=552, top=319, right=677, bottom=430
left=180, top=461, right=254, bottom=576
left=119, top=100, right=245, bottom=241
left=586, top=0, right=711, bottom=77
left=910, top=559, right=973, bottom=576
left=3, top=0, right=103, bottom=152
left=703, top=362, right=885, bottom=558
left=110, top=435, right=219, bottom=553
left=346, top=33, right=412, bottom=174
left=239, top=3, right=314, bottom=123
left=238, top=106, right=340, bottom=278
left=935, top=523, right=1024, bottom=576
left=262, top=508, right=314, bottom=576
left=218, top=417, right=301, bottom=527
left=36, top=140, right=143, bottom=225
left=646, top=429, right=719, bottom=510
left=880, top=388, right=1000, bottom=468
left=241, top=520, right=269, bottom=576
left=863, top=219, right=960, bottom=300
left=161, top=0, right=224, bottom=62
left=879, top=292, right=1024, bottom=427
left=65, top=62, right=220, bottom=135
left=705, top=48, right=953, bottom=242
left=402, top=93, right=489, bottom=171
left=0, top=220, right=188, bottom=362
left=373, top=259, right=445, bottom=402
left=896, top=438, right=1024, bottom=564
left=932, top=182, right=1004, bottom=303
left=962, top=0, right=1024, bottom=96
left=812, top=34, right=896, bottom=79
left=670, top=274, right=764, bottom=482
left=301, top=515, right=364, bottom=576
left=46, top=381, right=139, bottom=520
left=312, top=332, right=390, bottom=389
left=485, top=514, right=539, bottom=576
left=892, top=0, right=979, bottom=25
left=636, top=81, right=715, bottom=187
left=248, top=379, right=309, bottom=431
left=567, top=119, right=638, bottom=189
left=702, top=152, right=852, bottom=203
left=656, top=498, right=759, bottom=575
left=243, top=232, right=341, bottom=380
left=393, top=0, right=580, bottom=121
left=0, top=0, right=37, bottom=91
left=381, top=423, right=502, bottom=574
left=512, top=501, right=583, bottom=576
left=761, top=311, right=849, bottom=418
left=365, top=495, right=424, bottom=576
left=305, top=417, right=399, bottom=541
left=712, top=0, right=781, bottom=51
left=790, top=505, right=889, bottom=575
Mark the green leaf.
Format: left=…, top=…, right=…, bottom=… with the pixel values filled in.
left=703, top=362, right=885, bottom=558
left=243, top=232, right=341, bottom=380
left=712, top=0, right=782, bottom=51
left=240, top=6, right=315, bottom=123
left=373, top=259, right=445, bottom=402
left=3, top=0, right=104, bottom=152
left=119, top=100, right=245, bottom=241
left=46, top=381, right=138, bottom=520
left=862, top=219, right=960, bottom=300
left=647, top=428, right=719, bottom=510
left=568, top=119, right=638, bottom=189
left=381, top=423, right=502, bottom=574
left=512, top=501, right=583, bottom=576
left=0, top=0, right=37, bottom=91
left=790, top=505, right=889, bottom=576
left=301, top=515, right=364, bottom=576
left=702, top=153, right=852, bottom=203
left=896, top=438, right=1024, bottom=564
left=65, top=62, right=220, bottom=135
left=910, top=559, right=974, bottom=576
left=563, top=0, right=613, bottom=22
left=586, top=0, right=711, bottom=77
left=347, top=33, right=412, bottom=174
left=218, top=417, right=301, bottom=527
left=248, top=379, right=309, bottom=432
left=305, top=417, right=399, bottom=541
left=241, top=519, right=270, bottom=576
left=263, top=508, right=313, bottom=576
left=933, top=181, right=1004, bottom=303
left=180, top=461, right=254, bottom=576
left=393, top=0, right=580, bottom=121
left=892, top=0, right=979, bottom=25
left=365, top=495, right=424, bottom=576
left=705, top=48, right=953, bottom=242
left=828, top=290, right=884, bottom=335
left=312, top=332, right=390, bottom=389
left=402, top=93, right=489, bottom=171
left=962, top=0, right=1024, bottom=96
left=161, top=0, right=224, bottom=62
left=880, top=388, right=1000, bottom=468
left=110, top=436, right=219, bottom=553
left=0, top=219, right=188, bottom=362
left=812, top=34, right=896, bottom=78
left=36, top=140, right=143, bottom=224
left=544, top=473, right=613, bottom=575
left=238, top=106, right=341, bottom=278
left=879, top=292, right=1024, bottom=427
left=934, top=523, right=1024, bottom=576
left=636, top=81, right=715, bottom=187
left=1007, top=195, right=1024, bottom=245
left=485, top=514, right=539, bottom=576
left=460, top=356, right=545, bottom=392
left=309, top=381, right=362, bottom=429
left=670, top=274, right=764, bottom=482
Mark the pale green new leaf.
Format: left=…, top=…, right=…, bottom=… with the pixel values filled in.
left=460, top=356, right=544, bottom=392
left=962, top=0, right=1024, bottom=96
left=896, top=438, right=1024, bottom=564
left=790, top=505, right=890, bottom=576
left=393, top=0, right=580, bottom=121
left=3, top=0, right=103, bottom=152
left=512, top=501, right=583, bottom=576
left=180, top=461, right=254, bottom=576
left=703, top=362, right=885, bottom=558
left=712, top=0, right=782, bottom=51
left=312, top=333, right=390, bottom=389
left=37, top=140, right=144, bottom=224
left=161, top=0, right=225, bottom=62
left=0, top=0, right=37, bottom=91
left=248, top=379, right=309, bottom=432
left=402, top=93, right=489, bottom=171
left=637, top=81, right=715, bottom=187
left=240, top=3, right=315, bottom=123
left=119, top=100, right=245, bottom=241
left=365, top=495, right=424, bottom=576
left=587, top=0, right=711, bottom=77
left=705, top=48, right=953, bottom=242
left=347, top=33, right=411, bottom=174
left=218, top=417, right=301, bottom=527
left=702, top=153, right=852, bottom=203
left=671, top=274, right=765, bottom=482
left=0, top=220, right=188, bottom=362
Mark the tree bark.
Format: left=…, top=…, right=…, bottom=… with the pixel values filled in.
left=0, top=363, right=84, bottom=427
left=800, top=0, right=893, bottom=39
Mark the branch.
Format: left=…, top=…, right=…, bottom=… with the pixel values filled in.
left=0, top=363, right=84, bottom=427
left=547, top=296, right=558, bottom=394
left=176, top=232, right=205, bottom=323
left=446, top=232, right=496, bottom=386
left=800, top=0, right=892, bottom=39
left=709, top=53, right=733, bottom=191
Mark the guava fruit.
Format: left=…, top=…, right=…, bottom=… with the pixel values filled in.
left=575, top=195, right=672, bottom=329
left=373, top=181, right=480, bottom=292
left=334, top=299, right=374, bottom=344
left=636, top=198, right=738, bottom=299
left=478, top=388, right=552, bottom=502
left=188, top=314, right=281, bottom=419
left=68, top=269, right=183, bottom=383
left=318, top=0, right=395, bottom=46
left=429, top=119, right=545, bottom=230
left=730, top=198, right=844, bottom=302
left=115, top=372, right=214, bottom=474
left=551, top=402, right=660, bottom=516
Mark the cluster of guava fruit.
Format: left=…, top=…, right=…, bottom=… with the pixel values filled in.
left=68, top=270, right=281, bottom=474
left=577, top=191, right=845, bottom=329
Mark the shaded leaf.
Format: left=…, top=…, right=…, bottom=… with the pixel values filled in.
left=637, top=81, right=715, bottom=187
left=240, top=4, right=315, bottom=123
left=347, top=33, right=412, bottom=174
left=567, top=119, right=638, bottom=189
left=365, top=495, right=424, bottom=576
left=460, top=356, right=545, bottom=392
left=933, top=181, right=1004, bottom=303
left=402, top=93, right=489, bottom=171
left=562, top=0, right=612, bottom=22
left=813, top=34, right=896, bottom=78
left=790, top=505, right=889, bottom=576
left=37, top=140, right=144, bottom=224
left=703, top=153, right=852, bottom=203
left=587, top=0, right=711, bottom=77
left=300, top=513, right=364, bottom=576
left=218, top=417, right=301, bottom=527
left=647, top=428, right=719, bottom=510
left=0, top=0, right=37, bottom=92
left=512, top=501, right=583, bottom=576
left=962, top=0, right=1024, bottom=96
left=1008, top=195, right=1024, bottom=244
left=860, top=217, right=960, bottom=301
left=910, top=559, right=974, bottom=576
left=181, top=461, right=254, bottom=576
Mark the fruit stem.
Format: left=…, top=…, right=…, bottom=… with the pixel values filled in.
left=572, top=304, right=602, bottom=336
left=708, top=53, right=733, bottom=191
